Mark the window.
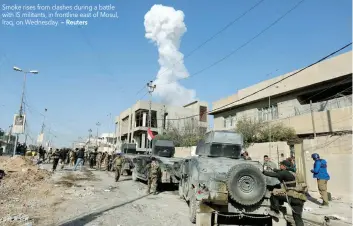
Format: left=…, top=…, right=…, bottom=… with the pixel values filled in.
left=258, top=105, right=278, bottom=122
left=223, top=114, right=237, bottom=128
left=199, top=106, right=207, bottom=122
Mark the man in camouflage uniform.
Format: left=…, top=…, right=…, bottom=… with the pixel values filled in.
left=146, top=157, right=160, bottom=195
left=113, top=153, right=124, bottom=182
left=96, top=151, right=102, bottom=170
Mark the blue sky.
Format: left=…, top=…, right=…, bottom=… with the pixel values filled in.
left=0, top=0, right=351, bottom=147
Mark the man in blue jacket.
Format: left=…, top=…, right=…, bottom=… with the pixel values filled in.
left=310, top=153, right=330, bottom=206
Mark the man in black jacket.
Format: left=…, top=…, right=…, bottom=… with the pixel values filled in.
left=263, top=160, right=306, bottom=226
left=73, top=148, right=85, bottom=171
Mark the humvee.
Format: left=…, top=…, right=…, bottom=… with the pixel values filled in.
left=178, top=130, right=285, bottom=226
left=132, top=140, right=183, bottom=186
left=114, top=143, right=136, bottom=175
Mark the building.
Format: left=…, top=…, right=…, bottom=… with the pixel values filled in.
left=209, top=51, right=352, bottom=137
left=115, top=100, right=208, bottom=150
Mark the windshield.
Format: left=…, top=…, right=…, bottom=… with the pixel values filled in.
left=209, top=143, right=242, bottom=158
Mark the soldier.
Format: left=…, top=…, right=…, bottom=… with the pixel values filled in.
left=69, top=149, right=76, bottom=167
left=263, top=160, right=307, bottom=226
left=146, top=157, right=160, bottom=195
left=96, top=151, right=102, bottom=170
left=51, top=149, right=61, bottom=172
left=113, top=153, right=124, bottom=182
left=89, top=150, right=95, bottom=169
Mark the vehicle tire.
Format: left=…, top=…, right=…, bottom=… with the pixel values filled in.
left=178, top=182, right=184, bottom=199
left=132, top=169, right=138, bottom=181
left=189, top=193, right=199, bottom=224
left=226, top=163, right=266, bottom=206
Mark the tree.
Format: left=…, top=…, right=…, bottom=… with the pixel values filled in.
left=155, top=118, right=206, bottom=147
left=234, top=118, right=298, bottom=149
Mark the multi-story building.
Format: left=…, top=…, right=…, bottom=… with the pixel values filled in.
left=209, top=51, right=352, bottom=137
left=115, top=100, right=208, bottom=149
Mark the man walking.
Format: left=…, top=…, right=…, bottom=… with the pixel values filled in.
left=51, top=149, right=60, bottom=172
left=146, top=157, right=160, bottom=195
left=113, top=153, right=124, bottom=182
left=311, top=153, right=330, bottom=206
left=73, top=148, right=85, bottom=171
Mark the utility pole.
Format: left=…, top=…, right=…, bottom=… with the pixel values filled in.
left=12, top=66, right=39, bottom=156
left=310, top=100, right=317, bottom=138
left=88, top=129, right=92, bottom=146
left=96, top=122, right=100, bottom=147
left=268, top=96, right=271, bottom=155
left=146, top=81, right=156, bottom=151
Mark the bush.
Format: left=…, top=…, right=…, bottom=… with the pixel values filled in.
left=234, top=118, right=298, bottom=148
left=154, top=118, right=206, bottom=147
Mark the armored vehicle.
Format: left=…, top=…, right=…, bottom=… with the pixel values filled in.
left=112, top=143, right=137, bottom=175
left=178, top=130, right=284, bottom=226
left=132, top=140, right=183, bottom=185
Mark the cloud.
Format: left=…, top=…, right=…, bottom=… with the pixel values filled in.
left=144, top=4, right=196, bottom=106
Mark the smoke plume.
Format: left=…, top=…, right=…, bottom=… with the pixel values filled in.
left=144, top=4, right=196, bottom=106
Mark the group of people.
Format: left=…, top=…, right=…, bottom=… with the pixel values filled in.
left=261, top=153, right=330, bottom=226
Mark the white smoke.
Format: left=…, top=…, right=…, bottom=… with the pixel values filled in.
left=144, top=4, right=196, bottom=106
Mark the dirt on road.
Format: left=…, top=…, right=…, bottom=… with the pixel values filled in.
left=0, top=157, right=193, bottom=226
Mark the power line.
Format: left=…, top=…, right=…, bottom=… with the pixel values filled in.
left=161, top=42, right=352, bottom=121
left=135, top=0, right=266, bottom=95
left=147, top=0, right=307, bottom=89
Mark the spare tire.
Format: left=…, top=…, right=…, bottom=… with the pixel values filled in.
left=226, top=163, right=266, bottom=206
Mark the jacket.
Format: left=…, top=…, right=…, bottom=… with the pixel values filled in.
left=77, top=149, right=85, bottom=159
left=311, top=159, right=330, bottom=180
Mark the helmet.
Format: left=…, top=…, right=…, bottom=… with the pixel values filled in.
left=311, top=153, right=320, bottom=159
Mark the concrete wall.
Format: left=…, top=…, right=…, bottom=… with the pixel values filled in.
left=302, top=134, right=352, bottom=198
left=246, top=142, right=291, bottom=165
left=212, top=51, right=352, bottom=112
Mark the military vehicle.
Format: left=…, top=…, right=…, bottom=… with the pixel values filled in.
left=132, top=140, right=183, bottom=186
left=111, top=143, right=136, bottom=175
left=178, top=130, right=285, bottom=226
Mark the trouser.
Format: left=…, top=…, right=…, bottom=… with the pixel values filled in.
left=270, top=195, right=304, bottom=226
left=52, top=158, right=59, bottom=171
left=147, top=176, right=158, bottom=193
left=70, top=158, right=75, bottom=167
left=97, top=160, right=101, bottom=170
left=89, top=158, right=94, bottom=168
left=73, top=158, right=84, bottom=171
left=317, top=179, right=329, bottom=204
left=59, top=159, right=65, bottom=169
left=115, top=166, right=121, bottom=182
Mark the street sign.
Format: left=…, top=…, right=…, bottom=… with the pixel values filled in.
left=12, top=114, right=26, bottom=134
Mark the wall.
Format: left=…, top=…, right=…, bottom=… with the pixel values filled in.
left=246, top=142, right=291, bottom=165
left=212, top=51, right=352, bottom=112
left=175, top=146, right=197, bottom=158
left=302, top=134, right=352, bottom=199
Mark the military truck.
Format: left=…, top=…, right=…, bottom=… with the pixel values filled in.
left=132, top=140, right=183, bottom=186
left=178, top=130, right=285, bottom=226
left=113, top=143, right=137, bottom=175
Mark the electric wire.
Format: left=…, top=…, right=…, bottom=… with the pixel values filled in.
left=158, top=42, right=352, bottom=121
left=144, top=0, right=307, bottom=89
left=135, top=0, right=267, bottom=95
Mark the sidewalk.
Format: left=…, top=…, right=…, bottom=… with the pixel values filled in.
left=284, top=191, right=352, bottom=225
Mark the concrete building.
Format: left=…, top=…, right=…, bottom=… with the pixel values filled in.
left=209, top=51, right=352, bottom=136
left=115, top=100, right=208, bottom=150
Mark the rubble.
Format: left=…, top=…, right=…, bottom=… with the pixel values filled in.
left=0, top=156, right=57, bottom=224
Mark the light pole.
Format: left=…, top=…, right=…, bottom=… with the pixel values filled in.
left=96, top=122, right=100, bottom=147
left=146, top=81, right=156, bottom=151
left=88, top=128, right=92, bottom=147
left=13, top=66, right=39, bottom=156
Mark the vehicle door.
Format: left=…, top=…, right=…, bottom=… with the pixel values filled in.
left=182, top=159, right=191, bottom=197
left=141, top=156, right=150, bottom=181
left=133, top=157, right=143, bottom=177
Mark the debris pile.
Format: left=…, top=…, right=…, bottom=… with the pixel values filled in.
left=0, top=156, right=55, bottom=225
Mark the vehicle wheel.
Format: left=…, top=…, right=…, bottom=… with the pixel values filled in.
left=132, top=169, right=138, bottom=181
left=178, top=182, right=184, bottom=199
left=226, top=163, right=266, bottom=206
left=189, top=193, right=199, bottom=224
